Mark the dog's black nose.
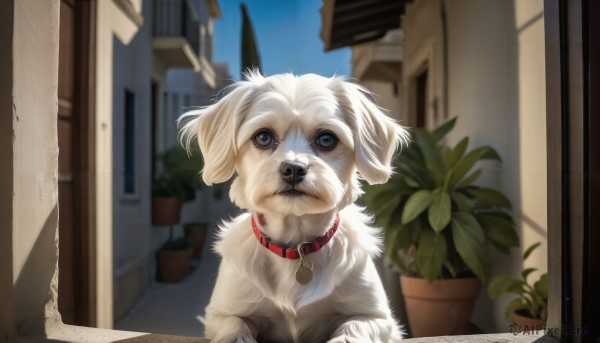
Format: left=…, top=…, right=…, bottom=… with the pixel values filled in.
left=280, top=161, right=308, bottom=186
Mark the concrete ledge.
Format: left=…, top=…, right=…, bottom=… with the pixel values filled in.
left=21, top=324, right=544, bottom=343
left=405, top=332, right=544, bottom=342
left=26, top=325, right=211, bottom=343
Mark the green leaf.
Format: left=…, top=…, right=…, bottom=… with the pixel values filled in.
left=505, top=298, right=526, bottom=321
left=521, top=267, right=537, bottom=281
left=368, top=190, right=404, bottom=225
left=443, top=260, right=459, bottom=278
left=456, top=169, right=482, bottom=188
left=401, top=190, right=434, bottom=224
left=467, top=187, right=512, bottom=209
left=445, top=137, right=469, bottom=168
left=417, top=230, right=447, bottom=282
left=534, top=273, right=548, bottom=297
left=428, top=190, right=452, bottom=233
left=414, top=129, right=446, bottom=181
left=451, top=212, right=492, bottom=281
left=407, top=216, right=424, bottom=242
left=432, top=117, right=457, bottom=141
left=447, top=147, right=501, bottom=188
left=385, top=210, right=412, bottom=250
left=405, top=176, right=421, bottom=188
left=477, top=213, right=519, bottom=249
left=385, top=229, right=406, bottom=269
left=523, top=242, right=542, bottom=260
left=451, top=191, right=475, bottom=211
left=488, top=275, right=524, bottom=299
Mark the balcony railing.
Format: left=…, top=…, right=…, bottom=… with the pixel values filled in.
left=153, top=0, right=200, bottom=57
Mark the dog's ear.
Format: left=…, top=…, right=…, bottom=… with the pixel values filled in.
left=334, top=80, right=410, bottom=185
left=178, top=80, right=259, bottom=185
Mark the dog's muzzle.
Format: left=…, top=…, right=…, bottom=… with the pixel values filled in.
left=280, top=161, right=308, bottom=187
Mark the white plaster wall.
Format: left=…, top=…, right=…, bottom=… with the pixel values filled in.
left=112, top=0, right=152, bottom=279
left=111, top=0, right=153, bottom=321
left=402, top=0, right=445, bottom=129
left=444, top=0, right=520, bottom=332
left=360, top=80, right=403, bottom=122
left=402, top=0, right=547, bottom=333
left=513, top=0, right=547, bottom=276
left=96, top=0, right=141, bottom=329
left=10, top=0, right=62, bottom=333
left=446, top=0, right=547, bottom=332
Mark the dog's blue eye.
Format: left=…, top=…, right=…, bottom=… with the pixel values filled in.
left=315, top=131, right=338, bottom=150
left=253, top=130, right=275, bottom=148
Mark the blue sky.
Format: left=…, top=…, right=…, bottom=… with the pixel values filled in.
left=213, top=0, right=351, bottom=80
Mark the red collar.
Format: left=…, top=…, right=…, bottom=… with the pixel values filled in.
left=251, top=213, right=340, bottom=259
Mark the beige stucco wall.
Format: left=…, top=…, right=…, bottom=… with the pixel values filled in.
left=0, top=0, right=144, bottom=336
left=0, top=0, right=16, bottom=339
left=360, top=80, right=403, bottom=122
left=402, top=0, right=547, bottom=332
left=402, top=0, right=445, bottom=129
left=96, top=0, right=142, bottom=328
left=0, top=0, right=63, bottom=336
left=513, top=0, right=547, bottom=277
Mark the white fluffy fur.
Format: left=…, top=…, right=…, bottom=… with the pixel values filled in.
left=179, top=72, right=409, bottom=343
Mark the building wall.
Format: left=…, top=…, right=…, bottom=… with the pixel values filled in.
left=112, top=0, right=153, bottom=322
left=360, top=80, right=403, bottom=122
left=111, top=0, right=227, bottom=323
left=512, top=0, right=547, bottom=277
left=402, top=0, right=547, bottom=332
left=153, top=64, right=239, bottom=263
left=402, top=0, right=445, bottom=129
left=96, top=0, right=142, bottom=328
left=0, top=0, right=62, bottom=336
left=0, top=0, right=16, bottom=338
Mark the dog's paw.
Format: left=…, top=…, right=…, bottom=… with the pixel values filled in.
left=329, top=318, right=403, bottom=343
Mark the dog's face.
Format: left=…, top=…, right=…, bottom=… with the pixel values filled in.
left=179, top=72, right=408, bottom=216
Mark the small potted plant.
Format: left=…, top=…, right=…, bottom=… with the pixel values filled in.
left=153, top=145, right=203, bottom=282
left=152, top=145, right=203, bottom=226
left=488, top=242, right=547, bottom=333
left=184, top=222, right=209, bottom=259
left=363, top=118, right=519, bottom=337
left=156, top=236, right=195, bottom=283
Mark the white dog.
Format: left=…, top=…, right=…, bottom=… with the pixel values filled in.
left=179, top=72, right=408, bottom=343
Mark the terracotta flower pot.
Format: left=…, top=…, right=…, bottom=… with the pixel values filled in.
left=156, top=248, right=193, bottom=283
left=400, top=275, right=481, bottom=337
left=185, top=223, right=208, bottom=258
left=512, top=309, right=546, bottom=333
left=152, top=197, right=182, bottom=226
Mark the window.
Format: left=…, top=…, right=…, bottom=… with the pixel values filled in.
left=415, top=69, right=428, bottom=128
left=124, top=89, right=136, bottom=195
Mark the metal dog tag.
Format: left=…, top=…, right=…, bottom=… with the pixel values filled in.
left=296, top=242, right=313, bottom=285
left=296, top=263, right=313, bottom=284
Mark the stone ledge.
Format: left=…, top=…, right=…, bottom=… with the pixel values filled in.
left=405, top=332, right=545, bottom=342
left=25, top=325, right=211, bottom=343
left=22, top=324, right=544, bottom=343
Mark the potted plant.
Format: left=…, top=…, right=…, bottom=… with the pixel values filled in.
left=488, top=242, right=547, bottom=333
left=153, top=145, right=203, bottom=282
left=363, top=118, right=519, bottom=337
left=184, top=222, right=209, bottom=259
left=152, top=145, right=204, bottom=226
left=156, top=236, right=195, bottom=283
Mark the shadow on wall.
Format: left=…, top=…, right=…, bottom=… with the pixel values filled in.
left=14, top=204, right=60, bottom=334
